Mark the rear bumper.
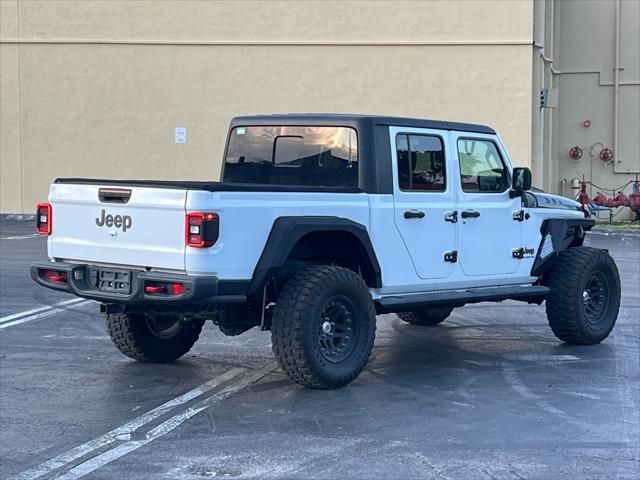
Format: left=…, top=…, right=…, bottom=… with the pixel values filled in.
left=30, top=261, right=247, bottom=305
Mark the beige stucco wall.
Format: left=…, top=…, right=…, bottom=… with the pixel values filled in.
left=0, top=0, right=535, bottom=213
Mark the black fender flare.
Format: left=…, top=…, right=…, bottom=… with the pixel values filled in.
left=249, top=216, right=382, bottom=294
left=530, top=218, right=595, bottom=277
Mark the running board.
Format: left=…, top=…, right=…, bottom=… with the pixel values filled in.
left=376, top=285, right=549, bottom=314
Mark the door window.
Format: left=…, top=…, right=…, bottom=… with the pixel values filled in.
left=457, top=139, right=509, bottom=193
left=396, top=134, right=446, bottom=192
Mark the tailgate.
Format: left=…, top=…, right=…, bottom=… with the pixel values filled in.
left=49, top=183, right=187, bottom=271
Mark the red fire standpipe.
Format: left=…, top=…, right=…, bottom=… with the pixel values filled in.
left=627, top=182, right=640, bottom=209
left=577, top=178, right=591, bottom=205
left=608, top=191, right=628, bottom=208
left=592, top=192, right=609, bottom=206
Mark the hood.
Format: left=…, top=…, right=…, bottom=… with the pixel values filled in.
left=528, top=191, right=583, bottom=211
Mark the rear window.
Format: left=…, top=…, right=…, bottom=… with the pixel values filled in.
left=223, top=126, right=358, bottom=187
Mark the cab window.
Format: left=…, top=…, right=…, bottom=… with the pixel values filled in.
left=457, top=139, right=509, bottom=193
left=224, top=126, right=358, bottom=187
left=396, top=134, right=446, bottom=192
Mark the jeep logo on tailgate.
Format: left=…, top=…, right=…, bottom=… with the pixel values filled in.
left=96, top=209, right=132, bottom=232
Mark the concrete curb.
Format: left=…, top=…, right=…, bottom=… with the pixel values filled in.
left=592, top=226, right=640, bottom=237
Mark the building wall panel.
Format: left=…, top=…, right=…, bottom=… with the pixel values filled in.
left=15, top=0, right=533, bottom=43
left=1, top=0, right=535, bottom=213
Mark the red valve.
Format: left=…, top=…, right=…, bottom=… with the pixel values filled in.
left=599, top=147, right=614, bottom=162
left=569, top=146, right=583, bottom=160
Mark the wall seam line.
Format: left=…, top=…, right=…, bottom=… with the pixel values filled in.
left=16, top=0, right=24, bottom=213
left=0, top=39, right=534, bottom=47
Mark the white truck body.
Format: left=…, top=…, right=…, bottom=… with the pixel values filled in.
left=45, top=131, right=583, bottom=299
left=33, top=114, right=613, bottom=390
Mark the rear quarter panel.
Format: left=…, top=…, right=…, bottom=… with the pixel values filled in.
left=185, top=191, right=372, bottom=278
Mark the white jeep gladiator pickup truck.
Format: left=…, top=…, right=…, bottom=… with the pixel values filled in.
left=32, top=114, right=621, bottom=389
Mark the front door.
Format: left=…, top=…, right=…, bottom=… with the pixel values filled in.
left=391, top=127, right=457, bottom=280
left=450, top=133, right=523, bottom=277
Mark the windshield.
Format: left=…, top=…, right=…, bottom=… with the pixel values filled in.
left=223, top=126, right=358, bottom=187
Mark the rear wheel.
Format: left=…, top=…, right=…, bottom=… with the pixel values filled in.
left=271, top=265, right=376, bottom=389
left=397, top=307, right=453, bottom=326
left=545, top=247, right=620, bottom=344
left=107, top=312, right=204, bottom=362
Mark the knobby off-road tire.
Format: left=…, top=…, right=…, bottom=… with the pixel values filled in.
left=271, top=265, right=376, bottom=389
left=545, top=246, right=620, bottom=345
left=107, top=312, right=204, bottom=362
left=397, top=307, right=453, bottom=326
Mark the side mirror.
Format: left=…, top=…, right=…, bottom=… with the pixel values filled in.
left=510, top=167, right=532, bottom=197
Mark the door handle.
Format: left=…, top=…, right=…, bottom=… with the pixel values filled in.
left=404, top=210, right=425, bottom=219
left=460, top=210, right=480, bottom=219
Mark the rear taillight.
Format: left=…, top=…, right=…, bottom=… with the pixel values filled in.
left=36, top=203, right=52, bottom=235
left=185, top=212, right=219, bottom=248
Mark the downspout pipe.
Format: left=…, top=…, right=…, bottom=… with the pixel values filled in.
left=614, top=0, right=621, bottom=172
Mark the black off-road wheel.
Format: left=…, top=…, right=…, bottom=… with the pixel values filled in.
left=545, top=247, right=620, bottom=345
left=397, top=307, right=453, bottom=326
left=271, top=265, right=376, bottom=389
left=106, top=312, right=204, bottom=362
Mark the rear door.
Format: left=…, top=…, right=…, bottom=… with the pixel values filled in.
left=450, top=133, right=522, bottom=277
left=391, top=127, right=457, bottom=280
left=49, top=183, right=187, bottom=271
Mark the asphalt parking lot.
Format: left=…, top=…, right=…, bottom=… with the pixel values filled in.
left=1, top=218, right=638, bottom=480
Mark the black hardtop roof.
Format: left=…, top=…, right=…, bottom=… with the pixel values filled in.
left=230, top=113, right=495, bottom=135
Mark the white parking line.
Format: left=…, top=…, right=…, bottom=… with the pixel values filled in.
left=11, top=362, right=277, bottom=480
left=0, top=298, right=87, bottom=324
left=0, top=299, right=93, bottom=330
left=11, top=368, right=244, bottom=480
left=0, top=234, right=41, bottom=240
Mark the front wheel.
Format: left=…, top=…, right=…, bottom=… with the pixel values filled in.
left=271, top=265, right=376, bottom=389
left=545, top=247, right=620, bottom=345
left=107, top=312, right=204, bottom=362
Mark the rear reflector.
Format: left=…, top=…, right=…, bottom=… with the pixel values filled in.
left=36, top=203, right=52, bottom=235
left=144, top=282, right=186, bottom=296
left=185, top=212, right=219, bottom=248
left=42, top=269, right=67, bottom=284
left=144, top=285, right=164, bottom=294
